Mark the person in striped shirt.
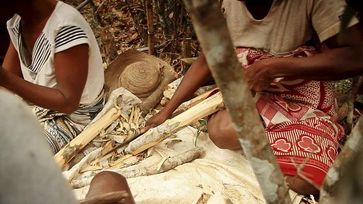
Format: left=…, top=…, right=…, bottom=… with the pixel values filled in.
left=0, top=0, right=105, bottom=153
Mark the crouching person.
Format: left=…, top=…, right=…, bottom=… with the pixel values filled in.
left=0, top=0, right=105, bottom=153
left=146, top=0, right=363, bottom=196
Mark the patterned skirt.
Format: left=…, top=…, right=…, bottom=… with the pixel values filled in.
left=33, top=91, right=105, bottom=154
left=236, top=47, right=344, bottom=187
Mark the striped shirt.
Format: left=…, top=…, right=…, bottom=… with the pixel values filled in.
left=7, top=1, right=104, bottom=105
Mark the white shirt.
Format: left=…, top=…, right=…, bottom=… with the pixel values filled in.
left=7, top=1, right=104, bottom=105
left=222, top=0, right=359, bottom=54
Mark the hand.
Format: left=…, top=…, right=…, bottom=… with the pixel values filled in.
left=143, top=109, right=173, bottom=132
left=244, top=58, right=279, bottom=92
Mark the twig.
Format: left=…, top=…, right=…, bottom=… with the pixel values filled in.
left=76, top=0, right=91, bottom=10
left=145, top=0, right=155, bottom=55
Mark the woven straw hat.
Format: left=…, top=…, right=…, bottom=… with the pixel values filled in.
left=104, top=50, right=176, bottom=101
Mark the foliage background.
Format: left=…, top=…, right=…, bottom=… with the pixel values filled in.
left=64, top=0, right=200, bottom=73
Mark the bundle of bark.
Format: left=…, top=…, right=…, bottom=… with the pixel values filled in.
left=53, top=50, right=224, bottom=203
left=56, top=81, right=223, bottom=192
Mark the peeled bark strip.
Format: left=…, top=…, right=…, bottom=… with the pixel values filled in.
left=72, top=148, right=204, bottom=188
left=173, top=87, right=219, bottom=116
left=54, top=108, right=121, bottom=168
left=320, top=117, right=363, bottom=203
left=115, top=147, right=203, bottom=178
left=181, top=0, right=291, bottom=203
left=125, top=92, right=223, bottom=155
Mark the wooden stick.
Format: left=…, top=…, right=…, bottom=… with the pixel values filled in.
left=125, top=92, right=223, bottom=155
left=54, top=108, right=121, bottom=168
left=79, top=191, right=128, bottom=204
left=115, top=148, right=203, bottom=178
left=172, top=87, right=219, bottom=116
left=73, top=148, right=203, bottom=188
left=76, top=0, right=91, bottom=10
left=145, top=0, right=155, bottom=55
left=89, top=90, right=215, bottom=167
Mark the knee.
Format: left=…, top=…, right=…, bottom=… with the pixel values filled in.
left=286, top=176, right=319, bottom=195
left=208, top=122, right=230, bottom=149
left=207, top=110, right=241, bottom=150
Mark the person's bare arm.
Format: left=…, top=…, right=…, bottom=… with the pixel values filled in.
left=0, top=44, right=89, bottom=114
left=2, top=42, right=23, bottom=77
left=245, top=25, right=363, bottom=92
left=146, top=53, right=211, bottom=127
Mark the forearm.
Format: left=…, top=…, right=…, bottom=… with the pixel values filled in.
left=0, top=68, right=79, bottom=114
left=274, top=46, right=363, bottom=81
left=162, top=54, right=212, bottom=115
left=3, top=42, right=23, bottom=77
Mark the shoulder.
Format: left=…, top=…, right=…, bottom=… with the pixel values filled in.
left=221, top=0, right=243, bottom=13
left=51, top=2, right=90, bottom=30
left=308, top=0, right=350, bottom=15
left=6, top=15, right=21, bottom=47
left=50, top=2, right=93, bottom=52
left=6, top=14, right=21, bottom=31
left=309, top=0, right=358, bottom=42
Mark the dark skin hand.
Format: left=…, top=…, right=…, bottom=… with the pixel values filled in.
left=245, top=25, right=363, bottom=92
left=0, top=0, right=89, bottom=114
left=145, top=52, right=211, bottom=129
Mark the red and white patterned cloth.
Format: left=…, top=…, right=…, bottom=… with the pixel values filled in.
left=236, top=47, right=344, bottom=187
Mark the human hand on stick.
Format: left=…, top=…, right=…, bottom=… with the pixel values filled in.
left=244, top=58, right=284, bottom=93
left=143, top=109, right=173, bottom=133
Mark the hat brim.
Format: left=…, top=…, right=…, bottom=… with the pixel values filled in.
left=104, top=50, right=177, bottom=109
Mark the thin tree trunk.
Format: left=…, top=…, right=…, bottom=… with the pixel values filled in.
left=320, top=77, right=363, bottom=203
left=181, top=0, right=291, bottom=203
left=145, top=0, right=155, bottom=55
left=335, top=144, right=363, bottom=204
left=320, top=116, right=363, bottom=203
